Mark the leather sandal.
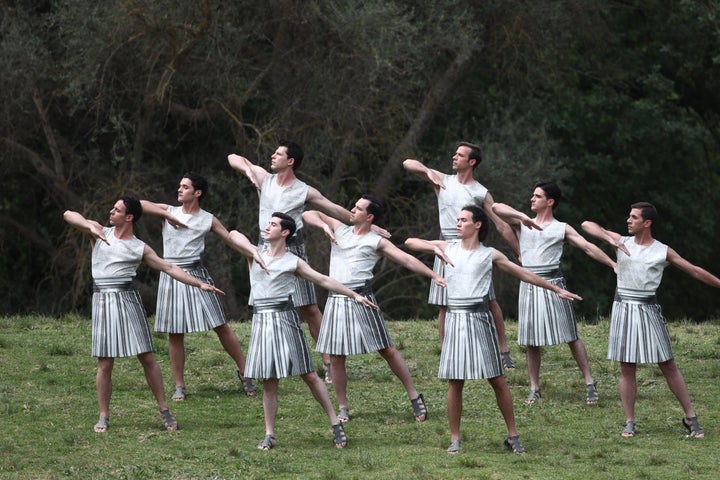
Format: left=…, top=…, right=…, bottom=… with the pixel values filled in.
left=160, top=409, right=178, bottom=431
left=237, top=370, right=257, bottom=396
left=504, top=435, right=526, bottom=454
left=411, top=393, right=427, bottom=422
left=332, top=423, right=348, bottom=449
left=621, top=421, right=635, bottom=438
left=682, top=416, right=705, bottom=438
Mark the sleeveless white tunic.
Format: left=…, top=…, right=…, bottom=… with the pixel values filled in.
left=517, top=219, right=578, bottom=346
left=608, top=236, right=673, bottom=363
left=91, top=227, right=152, bottom=357
left=154, top=206, right=226, bottom=333
left=438, top=241, right=503, bottom=380
left=317, top=225, right=392, bottom=355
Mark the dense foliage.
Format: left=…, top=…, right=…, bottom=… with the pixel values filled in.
left=2, top=1, right=719, bottom=319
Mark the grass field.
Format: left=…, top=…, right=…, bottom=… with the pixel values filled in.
left=0, top=314, right=718, bottom=479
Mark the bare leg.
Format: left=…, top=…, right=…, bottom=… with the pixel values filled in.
left=447, top=379, right=464, bottom=442
left=488, top=375, right=518, bottom=437
left=214, top=323, right=247, bottom=373
left=658, top=359, right=697, bottom=418
left=301, top=372, right=339, bottom=425
left=438, top=306, right=447, bottom=344
left=138, top=352, right=170, bottom=412
left=619, top=362, right=637, bottom=423
left=262, top=378, right=279, bottom=435
left=168, top=333, right=186, bottom=388
left=526, top=346, right=541, bottom=391
left=568, top=338, right=594, bottom=385
left=490, top=299, right=510, bottom=354
left=297, top=304, right=332, bottom=367
left=378, top=347, right=419, bottom=401
left=96, top=357, right=114, bottom=420
left=331, top=355, right=349, bottom=408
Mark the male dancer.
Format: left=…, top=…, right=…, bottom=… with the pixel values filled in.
left=303, top=194, right=445, bottom=423
left=403, top=141, right=518, bottom=369
left=232, top=213, right=376, bottom=450
left=583, top=202, right=718, bottom=438
left=64, top=196, right=224, bottom=433
left=405, top=205, right=581, bottom=454
left=493, top=181, right=616, bottom=405
left=229, top=141, right=388, bottom=382
left=141, top=172, right=266, bottom=400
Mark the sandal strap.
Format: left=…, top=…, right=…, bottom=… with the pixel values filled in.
left=501, top=351, right=515, bottom=370
left=172, top=385, right=186, bottom=401
left=411, top=393, right=428, bottom=422
left=683, top=416, right=705, bottom=438
left=237, top=371, right=257, bottom=396
left=160, top=409, right=178, bottom=431
left=504, top=435, right=526, bottom=454
left=586, top=383, right=599, bottom=404
left=332, top=423, right=348, bottom=448
left=525, top=389, right=541, bottom=404
left=257, top=434, right=276, bottom=450
left=93, top=416, right=109, bottom=432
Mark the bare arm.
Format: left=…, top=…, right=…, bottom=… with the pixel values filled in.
left=402, top=159, right=446, bottom=193
left=139, top=200, right=187, bottom=229
left=667, top=248, right=720, bottom=288
left=142, top=245, right=225, bottom=295
left=404, top=238, right=453, bottom=267
left=211, top=218, right=268, bottom=272
left=295, top=259, right=377, bottom=308
left=304, top=188, right=392, bottom=238
left=301, top=210, right=343, bottom=244
left=377, top=239, right=446, bottom=287
left=492, top=249, right=582, bottom=301
left=491, top=202, right=542, bottom=231
left=581, top=221, right=630, bottom=257
left=484, top=194, right=520, bottom=256
left=63, top=210, right=108, bottom=245
left=565, top=224, right=617, bottom=270
left=227, top=153, right=268, bottom=192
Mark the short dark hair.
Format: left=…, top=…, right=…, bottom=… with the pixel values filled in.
left=535, top=181, right=562, bottom=210
left=278, top=139, right=304, bottom=171
left=119, top=195, right=142, bottom=223
left=360, top=193, right=386, bottom=226
left=461, top=204, right=490, bottom=242
left=457, top=141, right=482, bottom=169
left=272, top=211, right=297, bottom=237
left=183, top=172, right=208, bottom=200
left=631, top=202, right=658, bottom=225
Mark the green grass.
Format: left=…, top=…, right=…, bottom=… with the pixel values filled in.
left=0, top=314, right=718, bottom=479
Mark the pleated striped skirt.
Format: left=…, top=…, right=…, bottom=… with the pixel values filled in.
left=154, top=261, right=226, bottom=333
left=438, top=303, right=503, bottom=380
left=517, top=275, right=578, bottom=346
left=244, top=298, right=315, bottom=379
left=316, top=287, right=393, bottom=355
left=608, top=290, right=673, bottom=364
left=91, top=283, right=153, bottom=358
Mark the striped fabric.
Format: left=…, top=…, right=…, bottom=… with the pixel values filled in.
left=154, top=261, right=226, bottom=333
left=244, top=299, right=315, bottom=379
left=517, top=275, right=578, bottom=346
left=428, top=256, right=447, bottom=306
left=608, top=295, right=673, bottom=364
left=91, top=284, right=153, bottom=358
left=316, top=289, right=393, bottom=355
left=438, top=304, right=503, bottom=380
